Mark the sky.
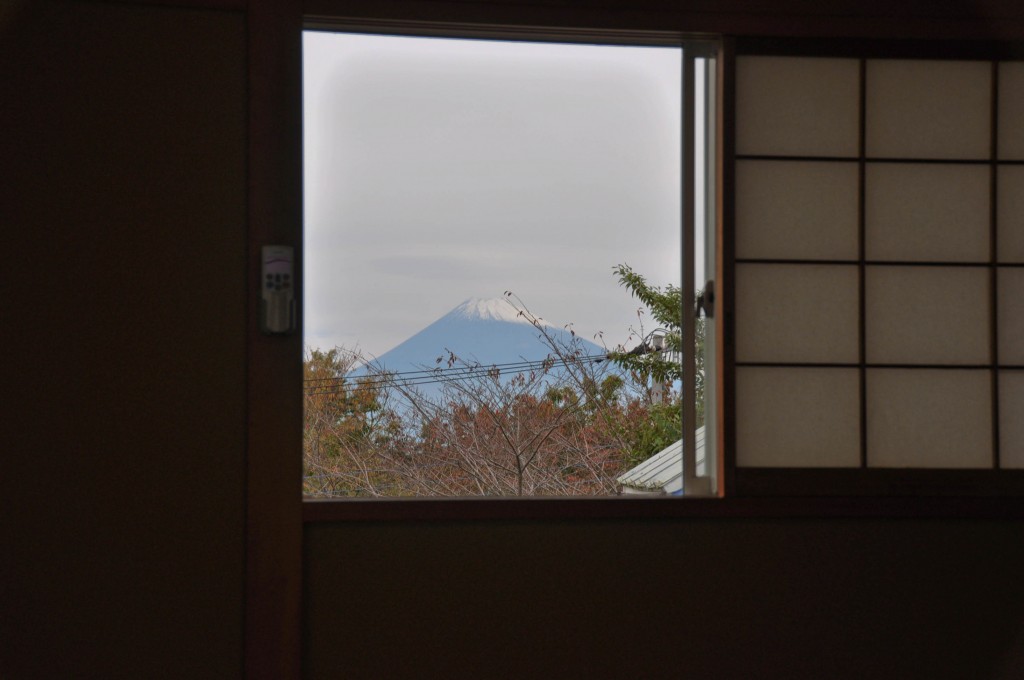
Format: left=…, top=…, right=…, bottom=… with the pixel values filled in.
left=303, top=31, right=698, bottom=359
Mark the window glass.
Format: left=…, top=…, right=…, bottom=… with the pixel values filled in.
left=303, top=31, right=714, bottom=497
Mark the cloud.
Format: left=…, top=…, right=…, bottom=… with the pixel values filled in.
left=303, top=32, right=684, bottom=355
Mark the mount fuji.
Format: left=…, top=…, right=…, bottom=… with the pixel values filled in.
left=350, top=297, right=609, bottom=400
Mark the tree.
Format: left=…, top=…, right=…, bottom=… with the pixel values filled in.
left=606, top=263, right=706, bottom=427
left=301, top=266, right=709, bottom=497
left=380, top=343, right=627, bottom=497
left=500, top=291, right=685, bottom=473
left=302, top=347, right=405, bottom=496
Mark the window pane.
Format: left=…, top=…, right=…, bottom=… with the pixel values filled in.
left=999, top=370, right=1024, bottom=469
left=735, top=56, right=859, bottom=157
left=866, top=59, right=990, bottom=160
left=998, top=268, right=1024, bottom=365
left=736, top=263, right=859, bottom=364
left=865, top=163, right=989, bottom=262
left=998, top=165, right=1024, bottom=262
left=865, top=266, right=990, bottom=365
left=303, top=32, right=702, bottom=497
left=867, top=369, right=992, bottom=468
left=736, top=367, right=861, bottom=468
left=998, top=61, right=1024, bottom=161
left=736, top=160, right=859, bottom=261
left=692, top=54, right=717, bottom=494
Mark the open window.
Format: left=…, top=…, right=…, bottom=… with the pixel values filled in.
left=301, top=27, right=720, bottom=498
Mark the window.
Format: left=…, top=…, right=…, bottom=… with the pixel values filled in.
left=730, top=44, right=1024, bottom=495
left=301, top=27, right=719, bottom=498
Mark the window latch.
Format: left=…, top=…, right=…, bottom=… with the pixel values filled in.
left=696, top=280, right=715, bottom=319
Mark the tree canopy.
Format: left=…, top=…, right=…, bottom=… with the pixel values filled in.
left=302, top=265, right=705, bottom=497
left=606, top=263, right=706, bottom=410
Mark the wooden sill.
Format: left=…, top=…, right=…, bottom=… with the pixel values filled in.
left=303, top=493, right=1024, bottom=523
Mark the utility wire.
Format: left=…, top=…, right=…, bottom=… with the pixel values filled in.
left=303, top=352, right=611, bottom=384
left=304, top=354, right=611, bottom=391
left=304, top=354, right=616, bottom=396
left=304, top=348, right=674, bottom=396
left=305, top=362, right=610, bottom=396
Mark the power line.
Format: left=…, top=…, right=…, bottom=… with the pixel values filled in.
left=304, top=354, right=610, bottom=387
left=304, top=352, right=610, bottom=384
left=304, top=354, right=614, bottom=396
left=304, top=360, right=610, bottom=396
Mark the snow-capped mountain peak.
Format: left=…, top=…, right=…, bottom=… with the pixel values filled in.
left=448, top=297, right=551, bottom=327
left=347, top=297, right=609, bottom=401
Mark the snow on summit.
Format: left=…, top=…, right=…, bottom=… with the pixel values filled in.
left=449, top=297, right=552, bottom=327
left=348, top=296, right=606, bottom=401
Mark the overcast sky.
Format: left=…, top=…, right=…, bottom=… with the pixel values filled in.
left=303, top=31, right=694, bottom=358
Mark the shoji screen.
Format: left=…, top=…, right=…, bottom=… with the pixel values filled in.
left=733, top=53, right=1024, bottom=477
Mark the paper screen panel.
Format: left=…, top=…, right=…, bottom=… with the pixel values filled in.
left=867, top=369, right=992, bottom=468
left=736, top=160, right=859, bottom=260
left=999, top=370, right=1024, bottom=469
left=998, top=166, right=1024, bottom=262
left=865, top=163, right=990, bottom=262
left=998, top=268, right=1024, bottom=366
left=736, top=264, right=859, bottom=363
left=999, top=62, right=1024, bottom=161
left=736, top=56, right=859, bottom=157
left=736, top=367, right=861, bottom=468
left=866, top=59, right=990, bottom=160
left=865, top=266, right=990, bottom=365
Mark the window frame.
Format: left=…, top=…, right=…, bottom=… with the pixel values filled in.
left=298, top=19, right=725, bottom=510
left=283, top=27, right=1024, bottom=524
left=244, top=7, right=1024, bottom=676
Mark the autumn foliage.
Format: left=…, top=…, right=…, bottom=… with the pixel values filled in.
left=303, top=304, right=688, bottom=497
left=303, top=267, right=707, bottom=497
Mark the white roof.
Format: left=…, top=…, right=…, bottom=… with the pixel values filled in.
left=616, top=426, right=705, bottom=496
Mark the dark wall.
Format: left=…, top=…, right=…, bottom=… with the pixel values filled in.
left=301, top=3, right=1024, bottom=677
left=3, top=1, right=1024, bottom=679
left=306, top=519, right=1024, bottom=679
left=0, top=2, right=247, bottom=677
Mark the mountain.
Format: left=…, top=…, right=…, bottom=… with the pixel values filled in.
left=349, top=297, right=608, bottom=402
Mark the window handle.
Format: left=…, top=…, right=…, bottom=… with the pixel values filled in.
left=696, top=280, right=715, bottom=319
